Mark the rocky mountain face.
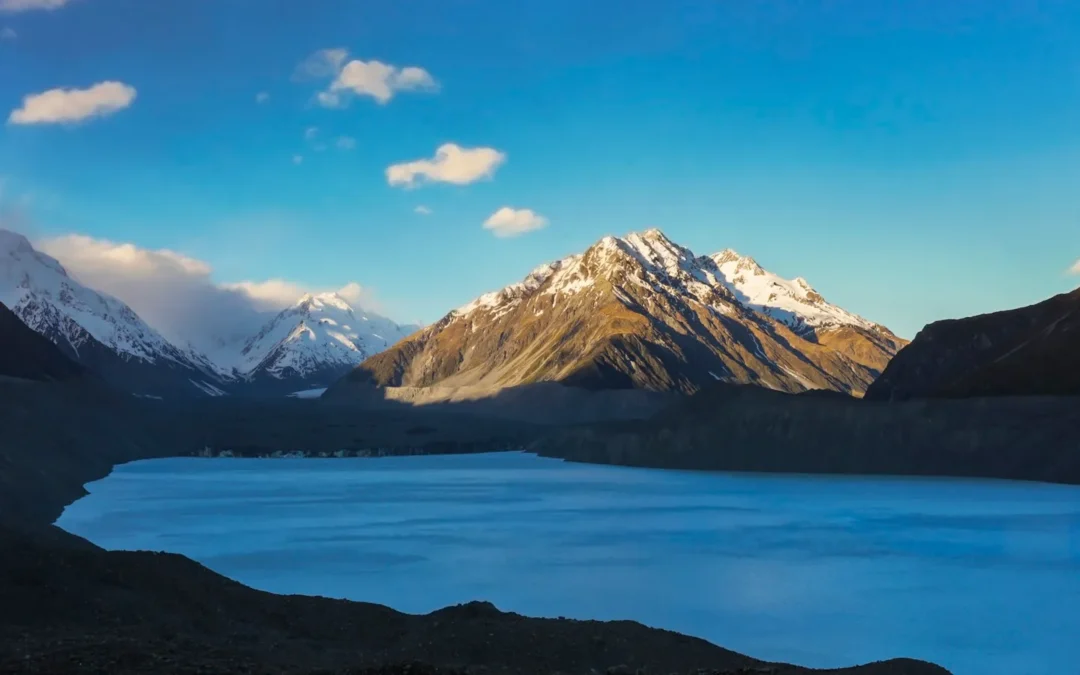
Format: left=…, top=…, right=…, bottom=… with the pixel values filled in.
left=331, top=229, right=905, bottom=398
left=865, top=287, right=1080, bottom=400
left=228, top=292, right=417, bottom=394
left=0, top=301, right=86, bottom=383
left=0, top=230, right=229, bottom=398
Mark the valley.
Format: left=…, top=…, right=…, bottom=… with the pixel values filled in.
left=2, top=225, right=1078, bottom=675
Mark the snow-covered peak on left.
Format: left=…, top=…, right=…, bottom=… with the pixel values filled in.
left=0, top=228, right=207, bottom=366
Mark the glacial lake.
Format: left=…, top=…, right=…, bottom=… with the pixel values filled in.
left=57, top=452, right=1080, bottom=675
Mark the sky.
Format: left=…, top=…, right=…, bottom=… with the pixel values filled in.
left=1, top=0, right=1079, bottom=339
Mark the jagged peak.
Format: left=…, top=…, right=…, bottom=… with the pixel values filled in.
left=638, top=227, right=673, bottom=243
left=294, top=291, right=354, bottom=313
left=0, top=228, right=33, bottom=254
left=0, top=228, right=71, bottom=278
left=710, top=248, right=762, bottom=272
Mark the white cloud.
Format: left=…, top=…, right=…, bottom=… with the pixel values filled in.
left=292, top=154, right=304, bottom=165
left=1069, top=259, right=1080, bottom=275
left=298, top=48, right=437, bottom=107
left=0, top=0, right=74, bottom=12
left=336, top=136, right=356, bottom=150
left=304, top=126, right=319, bottom=140
left=37, top=233, right=381, bottom=351
left=387, top=143, right=506, bottom=188
left=255, top=91, right=270, bottom=104
left=8, top=81, right=136, bottom=125
left=414, top=205, right=432, bottom=215
left=1, top=26, right=16, bottom=39
left=483, top=207, right=548, bottom=238
left=328, top=60, right=437, bottom=104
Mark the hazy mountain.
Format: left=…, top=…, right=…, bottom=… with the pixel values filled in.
left=227, top=291, right=418, bottom=393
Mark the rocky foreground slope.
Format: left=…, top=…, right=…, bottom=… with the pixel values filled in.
left=0, top=307, right=946, bottom=675
left=866, top=287, right=1080, bottom=400
left=331, top=229, right=904, bottom=399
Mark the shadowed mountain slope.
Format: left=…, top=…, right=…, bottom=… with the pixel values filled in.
left=866, top=287, right=1080, bottom=400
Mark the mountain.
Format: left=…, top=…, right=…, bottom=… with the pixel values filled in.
left=865, top=287, right=1080, bottom=400
left=226, top=292, right=418, bottom=393
left=0, top=229, right=227, bottom=397
left=329, top=229, right=905, bottom=398
left=0, top=301, right=86, bottom=383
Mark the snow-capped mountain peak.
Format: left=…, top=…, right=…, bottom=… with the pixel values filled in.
left=1, top=228, right=226, bottom=395
left=350, top=228, right=906, bottom=397
left=706, top=247, right=875, bottom=333
left=447, top=229, right=882, bottom=338
left=235, top=289, right=414, bottom=384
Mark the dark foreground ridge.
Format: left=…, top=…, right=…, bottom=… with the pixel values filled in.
left=0, top=527, right=948, bottom=675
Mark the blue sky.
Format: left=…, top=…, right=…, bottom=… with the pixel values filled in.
left=1, top=0, right=1079, bottom=337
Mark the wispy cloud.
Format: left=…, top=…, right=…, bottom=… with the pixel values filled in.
left=8, top=81, right=136, bottom=125
left=336, top=136, right=356, bottom=150
left=295, top=48, right=348, bottom=80
left=414, top=205, right=432, bottom=215
left=255, top=91, right=270, bottom=104
left=1069, top=259, right=1080, bottom=275
left=1, top=26, right=15, bottom=39
left=0, top=0, right=75, bottom=12
left=36, top=233, right=383, bottom=350
left=483, top=207, right=548, bottom=238
left=304, top=126, right=319, bottom=140
left=297, top=48, right=437, bottom=107
left=292, top=154, right=304, bottom=165
left=387, top=143, right=506, bottom=188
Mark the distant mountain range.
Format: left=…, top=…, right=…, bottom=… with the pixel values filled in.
left=0, top=229, right=417, bottom=397
left=331, top=228, right=906, bottom=398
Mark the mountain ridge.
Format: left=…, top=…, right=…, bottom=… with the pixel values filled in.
left=865, top=286, right=1080, bottom=400
left=330, top=229, right=905, bottom=398
left=1, top=229, right=417, bottom=397
left=1, top=229, right=228, bottom=397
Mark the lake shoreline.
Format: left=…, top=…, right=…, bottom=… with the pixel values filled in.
left=58, top=453, right=1080, bottom=675
left=0, top=383, right=953, bottom=675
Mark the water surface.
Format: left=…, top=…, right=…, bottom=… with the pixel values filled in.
left=57, top=452, right=1080, bottom=675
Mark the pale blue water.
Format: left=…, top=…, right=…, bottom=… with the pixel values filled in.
left=56, top=452, right=1080, bottom=675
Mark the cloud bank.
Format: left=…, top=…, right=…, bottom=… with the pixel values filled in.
left=483, top=207, right=548, bottom=238
left=37, top=234, right=382, bottom=352
left=387, top=143, right=506, bottom=188
left=8, top=81, right=136, bottom=125
left=298, top=48, right=437, bottom=107
left=0, top=0, right=74, bottom=12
